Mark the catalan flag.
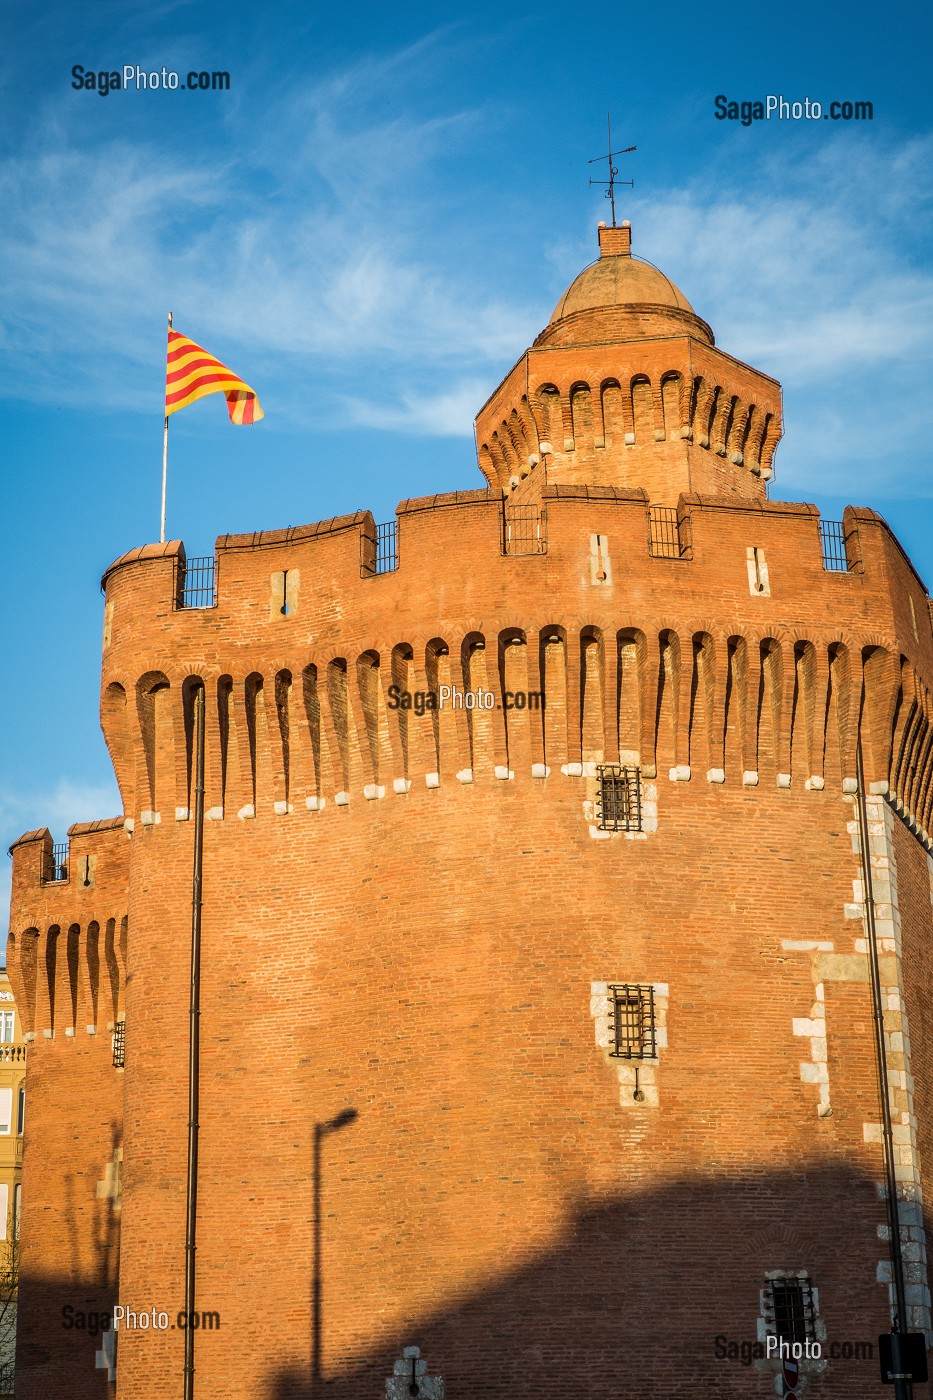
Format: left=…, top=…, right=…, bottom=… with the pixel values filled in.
left=165, top=327, right=264, bottom=424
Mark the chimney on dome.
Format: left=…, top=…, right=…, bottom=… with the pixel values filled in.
left=597, top=219, right=632, bottom=257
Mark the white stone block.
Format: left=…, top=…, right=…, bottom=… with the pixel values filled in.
left=334, top=791, right=350, bottom=806
left=363, top=784, right=385, bottom=800
left=743, top=770, right=759, bottom=786
left=777, top=773, right=791, bottom=788
left=806, top=775, right=825, bottom=791
left=706, top=768, right=725, bottom=784
left=669, top=764, right=691, bottom=781
left=140, top=810, right=161, bottom=826
left=531, top=763, right=550, bottom=778
left=393, top=778, right=411, bottom=794
left=425, top=772, right=440, bottom=789
left=206, top=806, right=224, bottom=821
left=494, top=766, right=514, bottom=780
left=306, top=796, right=325, bottom=812
left=175, top=807, right=190, bottom=821
left=561, top=762, right=583, bottom=777
left=237, top=804, right=255, bottom=820
left=456, top=768, right=473, bottom=784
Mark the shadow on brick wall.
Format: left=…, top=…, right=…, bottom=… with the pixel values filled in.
left=263, top=1161, right=920, bottom=1400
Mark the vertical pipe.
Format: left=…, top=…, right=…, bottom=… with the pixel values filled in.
left=856, top=737, right=912, bottom=1400
left=161, top=312, right=173, bottom=545
left=184, top=684, right=206, bottom=1399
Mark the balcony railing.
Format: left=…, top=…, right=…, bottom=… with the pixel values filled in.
left=0, top=1047, right=26, bottom=1064
left=174, top=555, right=218, bottom=609
left=42, top=843, right=69, bottom=883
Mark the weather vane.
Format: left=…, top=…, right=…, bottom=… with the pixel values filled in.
left=588, top=113, right=635, bottom=227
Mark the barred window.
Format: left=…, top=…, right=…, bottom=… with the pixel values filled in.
left=766, top=1276, right=816, bottom=1346
left=608, top=985, right=656, bottom=1060
left=596, top=764, right=642, bottom=831
left=112, top=1021, right=125, bottom=1070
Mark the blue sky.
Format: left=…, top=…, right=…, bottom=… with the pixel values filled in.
left=2, top=0, right=932, bottom=931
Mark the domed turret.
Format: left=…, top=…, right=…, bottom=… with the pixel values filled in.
left=475, top=222, right=781, bottom=505
left=542, top=221, right=713, bottom=348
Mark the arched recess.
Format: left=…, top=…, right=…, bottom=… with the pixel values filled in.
left=631, top=377, right=653, bottom=444
left=182, top=676, right=207, bottom=812
left=600, top=380, right=623, bottom=448
left=656, top=631, right=681, bottom=773
left=85, top=920, right=101, bottom=1029
left=791, top=642, right=817, bottom=782
left=65, top=924, right=80, bottom=1030
left=43, top=925, right=60, bottom=1033
left=103, top=918, right=120, bottom=1025
left=135, top=671, right=171, bottom=813
left=661, top=373, right=682, bottom=440
left=12, top=931, right=39, bottom=1037
left=570, top=383, right=594, bottom=454
left=757, top=639, right=783, bottom=780
left=616, top=629, right=644, bottom=766
left=356, top=651, right=383, bottom=787
left=824, top=643, right=852, bottom=786
left=579, top=627, right=604, bottom=765
left=273, top=670, right=292, bottom=806
left=102, top=681, right=135, bottom=816
left=861, top=646, right=899, bottom=787
left=689, top=633, right=716, bottom=773
left=723, top=635, right=748, bottom=775
left=533, top=384, right=561, bottom=448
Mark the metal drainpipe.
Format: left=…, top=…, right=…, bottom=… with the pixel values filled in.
left=856, top=737, right=912, bottom=1400
left=184, top=684, right=206, bottom=1399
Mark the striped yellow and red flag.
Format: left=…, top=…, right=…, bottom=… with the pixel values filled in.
left=165, top=327, right=264, bottom=424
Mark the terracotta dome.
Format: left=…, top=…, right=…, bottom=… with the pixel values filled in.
left=538, top=222, right=713, bottom=347
left=550, top=250, right=695, bottom=322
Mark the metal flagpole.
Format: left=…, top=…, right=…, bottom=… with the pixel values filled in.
left=160, top=311, right=173, bottom=543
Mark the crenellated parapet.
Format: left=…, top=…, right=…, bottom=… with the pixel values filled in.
left=83, top=492, right=933, bottom=843
left=7, top=820, right=128, bottom=1042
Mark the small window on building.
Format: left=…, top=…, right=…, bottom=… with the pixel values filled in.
left=112, top=1021, right=125, bottom=1070
left=17, top=1086, right=25, bottom=1136
left=596, top=765, right=642, bottom=831
left=0, top=1013, right=13, bottom=1044
left=0, top=1088, right=11, bottom=1136
left=608, top=985, right=657, bottom=1060
left=766, top=1276, right=817, bottom=1346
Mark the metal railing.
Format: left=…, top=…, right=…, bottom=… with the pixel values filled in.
left=647, top=506, right=693, bottom=560
left=112, top=1021, right=125, bottom=1069
left=42, top=843, right=69, bottom=883
left=819, top=519, right=860, bottom=572
left=502, top=505, right=548, bottom=556
left=174, top=555, right=217, bottom=609
left=361, top=521, right=399, bottom=577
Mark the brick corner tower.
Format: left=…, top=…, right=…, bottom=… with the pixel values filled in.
left=8, top=221, right=933, bottom=1399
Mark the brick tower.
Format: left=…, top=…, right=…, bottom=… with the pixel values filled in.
left=8, top=221, right=933, bottom=1399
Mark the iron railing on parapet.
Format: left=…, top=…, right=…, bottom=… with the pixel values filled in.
left=361, top=520, right=399, bottom=577
left=647, top=506, right=693, bottom=560
left=41, top=843, right=68, bottom=883
left=502, top=505, right=548, bottom=556
left=819, top=519, right=862, bottom=573
left=174, top=555, right=218, bottom=609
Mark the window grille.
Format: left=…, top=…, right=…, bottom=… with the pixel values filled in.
left=112, top=1021, right=125, bottom=1070
left=818, top=519, right=860, bottom=573
left=502, top=506, right=548, bottom=556
left=174, top=555, right=217, bottom=609
left=43, top=843, right=69, bottom=883
left=0, top=1362, right=13, bottom=1395
left=596, top=764, right=642, bottom=831
left=765, top=1277, right=816, bottom=1346
left=361, top=520, right=399, bottom=576
left=607, top=985, right=657, bottom=1060
left=647, top=506, right=693, bottom=559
